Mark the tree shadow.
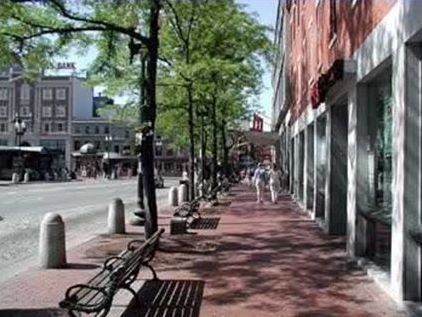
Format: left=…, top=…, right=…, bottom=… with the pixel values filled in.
left=0, top=308, right=69, bottom=317
left=121, top=279, right=204, bottom=317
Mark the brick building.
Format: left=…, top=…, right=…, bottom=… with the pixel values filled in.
left=273, top=0, right=422, bottom=303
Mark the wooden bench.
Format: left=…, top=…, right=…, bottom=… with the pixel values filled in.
left=59, top=229, right=164, bottom=317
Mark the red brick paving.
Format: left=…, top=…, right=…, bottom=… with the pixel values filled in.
left=0, top=186, right=408, bottom=317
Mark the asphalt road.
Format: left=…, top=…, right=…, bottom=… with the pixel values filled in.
left=0, top=178, right=177, bottom=284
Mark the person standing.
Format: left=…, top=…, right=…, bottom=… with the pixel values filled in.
left=269, top=163, right=282, bottom=204
left=253, top=163, right=267, bottom=203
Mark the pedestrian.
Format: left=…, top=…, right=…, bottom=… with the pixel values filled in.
left=253, top=163, right=268, bottom=203
left=269, top=163, right=282, bottom=204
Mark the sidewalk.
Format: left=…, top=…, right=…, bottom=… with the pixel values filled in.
left=0, top=185, right=409, bottom=316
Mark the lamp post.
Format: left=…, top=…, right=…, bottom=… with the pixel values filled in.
left=105, top=134, right=113, bottom=179
left=13, top=113, right=27, bottom=178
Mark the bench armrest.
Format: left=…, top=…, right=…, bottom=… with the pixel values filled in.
left=60, top=284, right=109, bottom=311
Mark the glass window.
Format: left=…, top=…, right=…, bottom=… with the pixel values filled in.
left=95, top=141, right=101, bottom=150
left=56, top=88, right=66, bottom=100
left=20, top=84, right=30, bottom=101
left=0, top=89, right=8, bottom=100
left=56, top=106, right=66, bottom=117
left=114, top=145, right=119, bottom=153
left=74, top=140, right=81, bottom=151
left=104, top=126, right=110, bottom=134
left=0, top=106, right=7, bottom=117
left=95, top=126, right=100, bottom=134
left=42, top=106, right=52, bottom=117
left=374, top=81, right=393, bottom=216
left=44, top=123, right=50, bottom=133
left=0, top=122, right=7, bottom=132
left=20, top=106, right=30, bottom=117
left=57, top=123, right=63, bottom=132
left=155, top=146, right=162, bottom=156
left=85, top=126, right=90, bottom=134
left=42, top=88, right=53, bottom=100
left=166, top=148, right=174, bottom=156
left=75, top=126, right=81, bottom=134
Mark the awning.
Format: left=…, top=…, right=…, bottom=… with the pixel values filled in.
left=0, top=146, right=48, bottom=154
left=236, top=131, right=279, bottom=146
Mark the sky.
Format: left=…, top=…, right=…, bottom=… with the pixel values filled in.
left=58, top=0, right=278, bottom=120
left=238, top=0, right=278, bottom=122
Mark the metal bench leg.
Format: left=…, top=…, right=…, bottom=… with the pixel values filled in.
left=144, top=263, right=159, bottom=280
left=122, top=285, right=142, bottom=307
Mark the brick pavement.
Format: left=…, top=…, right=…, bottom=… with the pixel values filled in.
left=0, top=185, right=410, bottom=317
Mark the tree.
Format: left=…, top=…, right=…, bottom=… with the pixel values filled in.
left=0, top=0, right=161, bottom=238
left=158, top=0, right=272, bottom=191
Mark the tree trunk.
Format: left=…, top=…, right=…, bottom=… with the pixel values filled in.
left=221, top=119, right=229, bottom=177
left=211, top=96, right=218, bottom=190
left=140, top=0, right=160, bottom=239
left=187, top=83, right=195, bottom=200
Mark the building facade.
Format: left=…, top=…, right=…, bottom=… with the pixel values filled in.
left=273, top=0, right=422, bottom=303
left=0, top=66, right=93, bottom=168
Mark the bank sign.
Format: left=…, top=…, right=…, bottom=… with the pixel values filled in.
left=57, top=62, right=76, bottom=70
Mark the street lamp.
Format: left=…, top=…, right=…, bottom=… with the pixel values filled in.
left=13, top=113, right=27, bottom=178
left=105, top=134, right=113, bottom=178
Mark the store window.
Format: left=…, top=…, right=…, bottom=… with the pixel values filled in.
left=42, top=106, right=52, bottom=117
left=56, top=106, right=66, bottom=117
left=374, top=81, right=393, bottom=217
left=43, top=88, right=53, bottom=100
left=0, top=106, right=7, bottom=117
left=20, top=106, right=30, bottom=117
left=56, top=88, right=66, bottom=100
left=329, top=0, right=338, bottom=45
left=74, top=140, right=81, bottom=151
left=57, top=122, right=64, bottom=132
left=0, top=89, right=8, bottom=100
left=20, top=84, right=30, bottom=101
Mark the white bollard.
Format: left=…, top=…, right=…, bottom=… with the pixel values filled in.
left=11, top=173, right=19, bottom=184
left=169, top=186, right=179, bottom=207
left=23, top=172, right=30, bottom=183
left=178, top=184, right=188, bottom=203
left=39, top=213, right=67, bottom=269
left=108, top=198, right=125, bottom=234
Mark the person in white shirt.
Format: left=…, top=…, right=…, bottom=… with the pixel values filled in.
left=269, top=163, right=282, bottom=204
left=253, top=163, right=268, bottom=203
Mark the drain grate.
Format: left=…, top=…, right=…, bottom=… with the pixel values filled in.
left=190, top=217, right=220, bottom=230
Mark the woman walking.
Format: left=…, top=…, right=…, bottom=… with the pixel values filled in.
left=269, top=164, right=282, bottom=204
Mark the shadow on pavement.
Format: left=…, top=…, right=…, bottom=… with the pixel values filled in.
left=121, top=279, right=204, bottom=317
left=0, top=309, right=69, bottom=317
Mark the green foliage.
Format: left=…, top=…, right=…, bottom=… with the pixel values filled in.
left=156, top=0, right=273, bottom=151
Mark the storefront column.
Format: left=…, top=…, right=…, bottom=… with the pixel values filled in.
left=391, top=44, right=406, bottom=301
left=303, top=127, right=309, bottom=209
left=324, top=109, right=332, bottom=233
left=347, top=86, right=358, bottom=258
left=400, top=43, right=422, bottom=301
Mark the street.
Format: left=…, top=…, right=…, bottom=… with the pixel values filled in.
left=0, top=178, right=177, bottom=284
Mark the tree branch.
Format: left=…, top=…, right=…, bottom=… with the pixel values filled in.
left=46, top=0, right=150, bottom=44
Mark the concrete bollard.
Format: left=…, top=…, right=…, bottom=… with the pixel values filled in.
left=178, top=184, right=188, bottom=203
left=108, top=198, right=125, bottom=234
left=23, top=172, right=30, bottom=183
left=11, top=173, right=19, bottom=184
left=39, top=213, right=67, bottom=269
left=169, top=186, right=179, bottom=207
